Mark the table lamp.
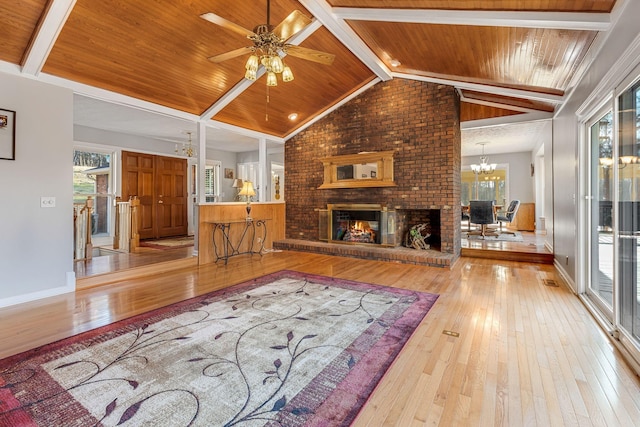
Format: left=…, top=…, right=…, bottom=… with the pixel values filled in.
left=238, top=180, right=256, bottom=219
left=232, top=178, right=243, bottom=200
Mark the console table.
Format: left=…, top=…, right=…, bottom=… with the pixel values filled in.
left=207, top=219, right=267, bottom=264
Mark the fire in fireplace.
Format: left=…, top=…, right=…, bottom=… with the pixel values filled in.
left=327, top=204, right=397, bottom=246
left=334, top=215, right=379, bottom=244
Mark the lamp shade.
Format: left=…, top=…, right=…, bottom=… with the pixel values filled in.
left=238, top=181, right=256, bottom=197
left=232, top=178, right=243, bottom=188
left=266, top=71, right=278, bottom=87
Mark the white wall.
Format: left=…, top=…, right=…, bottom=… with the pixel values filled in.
left=552, top=0, right=640, bottom=283
left=462, top=151, right=535, bottom=203
left=0, top=73, right=74, bottom=306
left=208, top=148, right=238, bottom=202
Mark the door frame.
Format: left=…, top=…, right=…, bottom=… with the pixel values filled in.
left=121, top=150, right=188, bottom=240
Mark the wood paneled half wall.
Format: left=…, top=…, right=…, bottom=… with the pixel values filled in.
left=198, top=203, right=285, bottom=265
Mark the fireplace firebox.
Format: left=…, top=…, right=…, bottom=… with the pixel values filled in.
left=326, top=204, right=397, bottom=246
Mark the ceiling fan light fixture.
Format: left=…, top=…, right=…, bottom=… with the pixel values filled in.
left=201, top=0, right=334, bottom=93
left=270, top=55, right=284, bottom=73
left=266, top=71, right=278, bottom=86
left=245, top=68, right=257, bottom=81
left=282, top=65, right=294, bottom=82
left=245, top=55, right=259, bottom=71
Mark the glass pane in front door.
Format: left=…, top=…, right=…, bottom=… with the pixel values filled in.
left=618, top=81, right=640, bottom=342
left=589, top=111, right=614, bottom=310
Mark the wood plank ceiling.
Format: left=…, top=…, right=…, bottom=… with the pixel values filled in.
left=0, top=0, right=617, bottom=139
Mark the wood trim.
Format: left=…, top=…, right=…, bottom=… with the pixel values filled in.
left=318, top=150, right=396, bottom=189
left=198, top=203, right=286, bottom=265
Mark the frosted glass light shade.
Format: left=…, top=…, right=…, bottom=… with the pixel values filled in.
left=282, top=66, right=294, bottom=82
left=245, top=55, right=259, bottom=71
left=266, top=71, right=278, bottom=86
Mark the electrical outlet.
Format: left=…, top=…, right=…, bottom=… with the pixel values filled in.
left=40, top=196, right=56, bottom=208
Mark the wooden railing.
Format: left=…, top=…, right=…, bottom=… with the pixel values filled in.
left=73, top=197, right=93, bottom=261
left=113, top=196, right=140, bottom=252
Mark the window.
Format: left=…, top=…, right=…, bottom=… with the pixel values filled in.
left=73, top=149, right=112, bottom=236
left=205, top=161, right=221, bottom=202
left=461, top=168, right=507, bottom=205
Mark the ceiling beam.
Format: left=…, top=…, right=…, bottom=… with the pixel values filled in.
left=461, top=96, right=547, bottom=114
left=299, top=0, right=392, bottom=81
left=333, top=8, right=610, bottom=31
left=461, top=111, right=553, bottom=130
left=208, top=120, right=286, bottom=144
left=22, top=0, right=77, bottom=76
left=393, top=72, right=565, bottom=104
left=40, top=73, right=200, bottom=122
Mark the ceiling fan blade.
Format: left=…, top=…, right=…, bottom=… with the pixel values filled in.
left=273, top=10, right=312, bottom=41
left=200, top=12, right=255, bottom=38
left=286, top=45, right=335, bottom=65
left=208, top=47, right=252, bottom=63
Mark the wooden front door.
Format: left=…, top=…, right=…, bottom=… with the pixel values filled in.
left=121, top=151, right=187, bottom=240
left=155, top=156, right=188, bottom=238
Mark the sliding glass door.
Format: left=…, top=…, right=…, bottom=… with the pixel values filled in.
left=587, top=109, right=614, bottom=317
left=583, top=73, right=640, bottom=363
left=618, top=80, right=640, bottom=345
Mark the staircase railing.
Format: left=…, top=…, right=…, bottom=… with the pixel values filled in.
left=73, top=197, right=93, bottom=261
left=113, top=196, right=140, bottom=252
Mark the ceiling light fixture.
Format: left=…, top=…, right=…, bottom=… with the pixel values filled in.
left=242, top=0, right=296, bottom=87
left=389, top=59, right=401, bottom=67
left=470, top=142, right=496, bottom=175
left=288, top=113, right=298, bottom=121
left=175, top=131, right=196, bottom=158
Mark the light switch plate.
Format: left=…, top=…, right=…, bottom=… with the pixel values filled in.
left=41, top=196, right=56, bottom=208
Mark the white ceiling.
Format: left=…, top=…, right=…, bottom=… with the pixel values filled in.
left=74, top=95, right=277, bottom=153
left=74, top=93, right=547, bottom=156
left=461, top=119, right=551, bottom=157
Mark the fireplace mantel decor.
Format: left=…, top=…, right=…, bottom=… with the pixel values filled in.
left=318, top=151, right=395, bottom=189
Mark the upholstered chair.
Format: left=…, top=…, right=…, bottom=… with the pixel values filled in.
left=496, top=200, right=521, bottom=234
left=468, top=200, right=497, bottom=238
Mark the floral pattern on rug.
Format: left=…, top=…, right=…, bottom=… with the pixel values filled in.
left=0, top=271, right=438, bottom=426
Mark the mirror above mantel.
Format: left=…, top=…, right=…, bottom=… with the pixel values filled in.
left=318, top=151, right=396, bottom=189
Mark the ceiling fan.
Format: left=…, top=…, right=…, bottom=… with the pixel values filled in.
left=200, top=0, right=335, bottom=86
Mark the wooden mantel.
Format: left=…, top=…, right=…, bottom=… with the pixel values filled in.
left=198, top=202, right=285, bottom=265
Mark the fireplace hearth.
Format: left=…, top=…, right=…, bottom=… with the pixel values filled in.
left=298, top=202, right=453, bottom=267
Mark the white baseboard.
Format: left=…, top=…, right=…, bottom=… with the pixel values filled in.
left=0, top=280, right=75, bottom=308
left=554, top=260, right=576, bottom=294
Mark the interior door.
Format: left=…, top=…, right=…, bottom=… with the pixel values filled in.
left=155, top=155, right=188, bottom=238
left=121, top=151, right=187, bottom=240
left=122, top=151, right=155, bottom=240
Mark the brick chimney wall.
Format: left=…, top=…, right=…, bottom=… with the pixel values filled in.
left=285, top=78, right=461, bottom=256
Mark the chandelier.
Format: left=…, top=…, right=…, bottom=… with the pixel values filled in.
left=243, top=25, right=294, bottom=86
left=470, top=143, right=496, bottom=175
left=175, top=131, right=196, bottom=158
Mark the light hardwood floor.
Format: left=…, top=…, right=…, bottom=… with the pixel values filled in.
left=4, top=252, right=640, bottom=426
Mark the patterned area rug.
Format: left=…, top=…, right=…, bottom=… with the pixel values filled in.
left=140, top=235, right=194, bottom=250
left=0, top=270, right=438, bottom=426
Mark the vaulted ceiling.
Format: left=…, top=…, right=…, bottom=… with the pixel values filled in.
left=0, top=0, right=620, bottom=152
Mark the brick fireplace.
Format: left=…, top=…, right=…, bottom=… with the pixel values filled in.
left=277, top=78, right=461, bottom=267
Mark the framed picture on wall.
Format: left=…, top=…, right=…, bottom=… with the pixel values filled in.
left=224, top=168, right=234, bottom=179
left=0, top=108, right=16, bottom=160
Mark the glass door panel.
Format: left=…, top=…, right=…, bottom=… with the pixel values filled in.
left=618, top=81, right=640, bottom=342
left=73, top=149, right=113, bottom=238
left=588, top=111, right=614, bottom=313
